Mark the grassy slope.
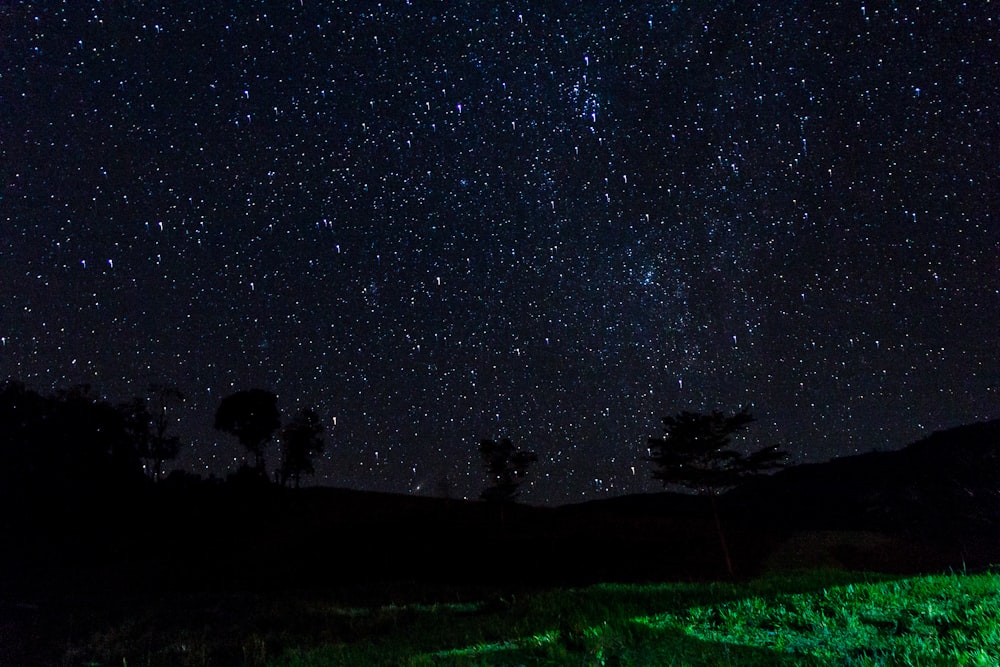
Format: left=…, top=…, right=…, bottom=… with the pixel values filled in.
left=276, top=569, right=1000, bottom=666
left=10, top=568, right=1000, bottom=665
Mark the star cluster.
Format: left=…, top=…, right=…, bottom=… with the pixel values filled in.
left=1, top=1, right=997, bottom=503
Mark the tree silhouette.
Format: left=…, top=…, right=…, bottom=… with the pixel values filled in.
left=647, top=407, right=786, bottom=576
left=214, top=389, right=280, bottom=476
left=278, top=408, right=325, bottom=488
left=479, top=437, right=538, bottom=504
left=122, top=384, right=185, bottom=481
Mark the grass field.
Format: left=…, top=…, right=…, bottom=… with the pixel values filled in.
left=36, top=567, right=1000, bottom=666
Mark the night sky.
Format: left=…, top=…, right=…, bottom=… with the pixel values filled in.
left=2, top=1, right=997, bottom=504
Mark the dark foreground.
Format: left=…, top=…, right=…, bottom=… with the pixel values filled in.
left=3, top=419, right=1000, bottom=663
left=2, top=479, right=998, bottom=665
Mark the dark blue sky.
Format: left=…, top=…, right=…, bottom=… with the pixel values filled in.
left=2, top=1, right=997, bottom=504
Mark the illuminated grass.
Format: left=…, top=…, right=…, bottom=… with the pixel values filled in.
left=272, top=570, right=1000, bottom=666
left=638, top=572, right=1000, bottom=666
left=426, top=630, right=559, bottom=659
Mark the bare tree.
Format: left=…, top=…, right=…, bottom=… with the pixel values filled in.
left=279, top=408, right=325, bottom=488
left=479, top=437, right=538, bottom=504
left=124, top=384, right=185, bottom=481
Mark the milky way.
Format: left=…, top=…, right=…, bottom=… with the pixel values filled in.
left=2, top=1, right=997, bottom=503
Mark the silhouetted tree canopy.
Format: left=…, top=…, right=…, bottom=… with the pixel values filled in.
left=214, top=389, right=280, bottom=474
left=479, top=437, right=538, bottom=504
left=647, top=407, right=786, bottom=494
left=279, top=408, right=325, bottom=488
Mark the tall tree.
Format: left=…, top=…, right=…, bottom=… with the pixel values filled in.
left=278, top=408, right=325, bottom=488
left=214, top=389, right=280, bottom=475
left=647, top=407, right=786, bottom=576
left=479, top=437, right=538, bottom=504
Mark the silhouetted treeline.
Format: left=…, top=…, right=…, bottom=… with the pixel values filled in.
left=0, top=379, right=788, bottom=512
left=2, top=377, right=999, bottom=594
left=0, top=380, right=327, bottom=505
left=0, top=381, right=145, bottom=502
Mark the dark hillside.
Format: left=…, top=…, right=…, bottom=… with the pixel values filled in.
left=2, top=420, right=998, bottom=597
left=724, top=419, right=1000, bottom=536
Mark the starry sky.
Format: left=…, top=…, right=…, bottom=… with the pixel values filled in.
left=1, top=1, right=997, bottom=504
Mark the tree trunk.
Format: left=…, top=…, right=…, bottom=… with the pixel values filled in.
left=709, top=493, right=734, bottom=578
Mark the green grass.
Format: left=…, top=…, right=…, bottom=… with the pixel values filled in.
left=274, top=570, right=1000, bottom=667
left=635, top=572, right=1000, bottom=666
left=43, top=569, right=1000, bottom=666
